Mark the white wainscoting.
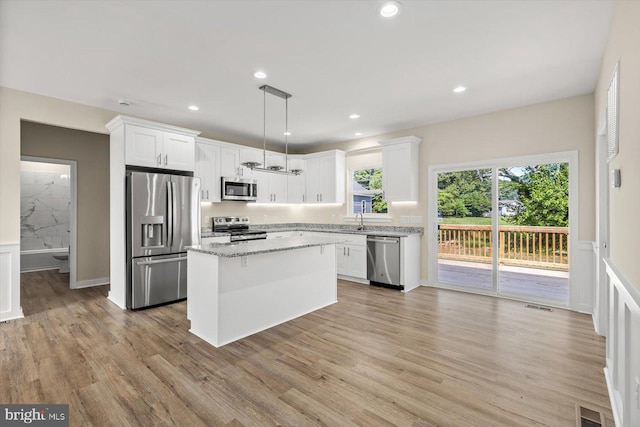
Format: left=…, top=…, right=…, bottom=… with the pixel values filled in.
left=573, top=241, right=596, bottom=314
left=0, top=243, right=24, bottom=321
left=604, top=259, right=640, bottom=427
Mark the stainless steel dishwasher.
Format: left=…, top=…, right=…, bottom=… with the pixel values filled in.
left=367, top=235, right=402, bottom=289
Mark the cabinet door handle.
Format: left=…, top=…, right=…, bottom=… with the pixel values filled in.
left=157, top=154, right=161, bottom=165
left=164, top=154, right=168, bottom=166
left=201, top=190, right=204, bottom=199
left=303, top=194, right=305, bottom=203
left=316, top=194, right=319, bottom=202
left=320, top=193, right=323, bottom=202
left=348, top=247, right=350, bottom=256
left=206, top=190, right=209, bottom=199
left=343, top=247, right=346, bottom=256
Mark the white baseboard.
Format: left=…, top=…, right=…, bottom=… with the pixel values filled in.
left=73, top=277, right=109, bottom=289
left=419, top=280, right=430, bottom=287
left=1, top=243, right=24, bottom=322
left=573, top=241, right=595, bottom=314
left=337, top=275, right=369, bottom=285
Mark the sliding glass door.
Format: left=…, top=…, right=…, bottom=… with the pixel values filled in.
left=497, top=164, right=569, bottom=304
left=437, top=169, right=494, bottom=292
left=432, top=156, right=573, bottom=307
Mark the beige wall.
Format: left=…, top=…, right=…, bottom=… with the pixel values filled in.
left=594, top=1, right=640, bottom=290
left=21, top=121, right=110, bottom=281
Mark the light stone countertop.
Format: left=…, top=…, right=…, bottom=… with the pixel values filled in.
left=201, top=223, right=423, bottom=238
left=187, top=235, right=345, bottom=258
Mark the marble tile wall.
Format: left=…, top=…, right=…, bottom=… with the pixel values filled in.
left=20, top=169, right=70, bottom=251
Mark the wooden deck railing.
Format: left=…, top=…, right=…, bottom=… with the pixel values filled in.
left=438, top=224, right=569, bottom=271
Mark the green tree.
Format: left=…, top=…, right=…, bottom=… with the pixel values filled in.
left=438, top=169, right=491, bottom=218
left=501, top=163, right=568, bottom=227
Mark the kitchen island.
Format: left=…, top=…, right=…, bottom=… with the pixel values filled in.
left=186, top=236, right=341, bottom=347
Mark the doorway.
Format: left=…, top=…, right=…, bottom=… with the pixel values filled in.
left=20, top=156, right=77, bottom=288
left=429, top=152, right=578, bottom=308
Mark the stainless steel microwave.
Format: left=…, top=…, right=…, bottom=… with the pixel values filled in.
left=221, top=177, right=257, bottom=201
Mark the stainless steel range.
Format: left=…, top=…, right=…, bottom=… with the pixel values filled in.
left=212, top=216, right=267, bottom=242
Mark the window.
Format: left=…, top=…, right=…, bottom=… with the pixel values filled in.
left=350, top=167, right=387, bottom=215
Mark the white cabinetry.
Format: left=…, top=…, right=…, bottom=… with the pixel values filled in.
left=255, top=170, right=287, bottom=204
left=304, top=150, right=345, bottom=204
left=380, top=136, right=421, bottom=202
left=220, top=146, right=242, bottom=178
left=287, top=155, right=306, bottom=203
left=124, top=122, right=197, bottom=172
left=195, top=141, right=220, bottom=202
left=287, top=173, right=306, bottom=203
left=335, top=234, right=367, bottom=280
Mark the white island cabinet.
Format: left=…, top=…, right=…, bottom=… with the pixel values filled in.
left=187, top=236, right=340, bottom=347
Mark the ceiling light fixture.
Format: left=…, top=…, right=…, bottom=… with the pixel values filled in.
left=453, top=86, right=467, bottom=93
left=118, top=99, right=131, bottom=107
left=254, top=71, right=267, bottom=79
left=242, top=85, right=301, bottom=175
left=355, top=132, right=363, bottom=136
left=349, top=114, right=360, bottom=119
left=188, top=105, right=199, bottom=111
left=379, top=1, right=402, bottom=18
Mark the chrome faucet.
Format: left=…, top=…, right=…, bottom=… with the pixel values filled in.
left=356, top=212, right=364, bottom=230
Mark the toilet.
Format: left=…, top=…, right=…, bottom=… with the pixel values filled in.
left=52, top=250, right=69, bottom=273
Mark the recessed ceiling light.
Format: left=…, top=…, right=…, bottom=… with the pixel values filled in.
left=283, top=131, right=292, bottom=136
left=379, top=1, right=402, bottom=18
left=254, top=71, right=267, bottom=79
left=118, top=99, right=131, bottom=107
left=355, top=132, right=363, bottom=136
left=188, top=105, right=199, bottom=111
left=349, top=114, right=360, bottom=119
left=453, top=86, right=467, bottom=93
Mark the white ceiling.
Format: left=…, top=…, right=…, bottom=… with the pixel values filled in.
left=0, top=0, right=614, bottom=148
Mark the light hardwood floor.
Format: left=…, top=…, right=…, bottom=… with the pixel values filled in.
left=1, top=271, right=613, bottom=426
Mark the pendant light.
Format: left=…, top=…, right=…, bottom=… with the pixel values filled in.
left=242, top=84, right=301, bottom=175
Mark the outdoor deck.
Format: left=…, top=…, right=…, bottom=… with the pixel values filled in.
left=438, top=259, right=569, bottom=304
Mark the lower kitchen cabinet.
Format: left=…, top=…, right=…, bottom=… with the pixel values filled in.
left=336, top=243, right=366, bottom=279
left=335, top=234, right=367, bottom=280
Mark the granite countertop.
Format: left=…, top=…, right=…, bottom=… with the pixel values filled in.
left=188, top=235, right=345, bottom=258
left=201, top=223, right=423, bottom=238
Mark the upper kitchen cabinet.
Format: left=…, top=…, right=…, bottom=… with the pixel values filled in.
left=219, top=146, right=242, bottom=178
left=106, top=116, right=199, bottom=172
left=195, top=139, right=221, bottom=203
left=379, top=136, right=421, bottom=202
left=287, top=155, right=306, bottom=204
left=304, top=150, right=345, bottom=204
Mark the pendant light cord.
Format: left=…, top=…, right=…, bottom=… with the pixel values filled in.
left=262, top=87, right=266, bottom=167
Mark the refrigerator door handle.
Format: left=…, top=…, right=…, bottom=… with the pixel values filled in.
left=171, top=181, right=178, bottom=250
left=135, top=256, right=186, bottom=266
left=167, top=181, right=173, bottom=248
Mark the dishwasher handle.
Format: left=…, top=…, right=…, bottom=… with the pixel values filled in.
left=367, top=236, right=400, bottom=244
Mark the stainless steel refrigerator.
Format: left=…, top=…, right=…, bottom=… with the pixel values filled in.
left=126, top=170, right=200, bottom=309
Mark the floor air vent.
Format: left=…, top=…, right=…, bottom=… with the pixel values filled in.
left=525, top=304, right=552, bottom=312
left=576, top=404, right=605, bottom=427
